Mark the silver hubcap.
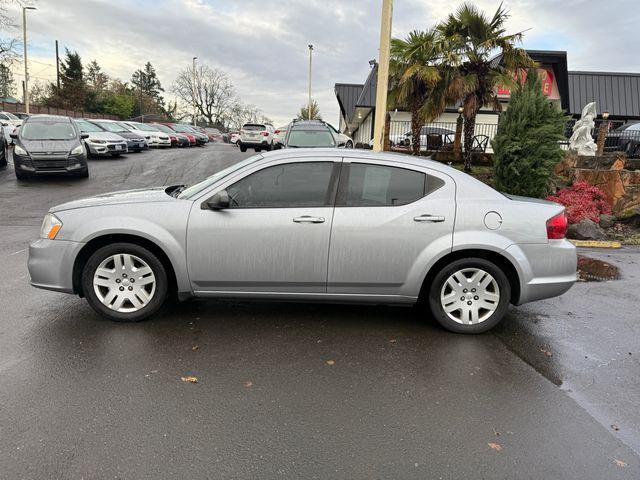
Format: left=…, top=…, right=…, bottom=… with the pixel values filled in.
left=93, top=254, right=156, bottom=313
left=440, top=268, right=500, bottom=325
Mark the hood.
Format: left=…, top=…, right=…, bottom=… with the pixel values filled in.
left=50, top=186, right=178, bottom=213
left=87, top=131, right=127, bottom=142
left=116, top=131, right=145, bottom=140
left=21, top=139, right=76, bottom=153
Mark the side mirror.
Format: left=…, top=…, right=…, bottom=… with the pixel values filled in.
left=1, top=122, right=8, bottom=127
left=81, top=133, right=90, bottom=139
left=202, top=189, right=230, bottom=210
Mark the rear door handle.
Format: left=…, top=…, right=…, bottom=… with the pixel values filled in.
left=293, top=216, right=325, bottom=224
left=414, top=214, right=445, bottom=223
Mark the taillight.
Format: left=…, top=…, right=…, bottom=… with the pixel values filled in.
left=261, top=131, right=269, bottom=136
left=546, top=212, right=568, bottom=239
left=274, top=130, right=280, bottom=134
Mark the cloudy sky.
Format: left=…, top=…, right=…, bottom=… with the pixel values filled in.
left=4, top=0, right=639, bottom=126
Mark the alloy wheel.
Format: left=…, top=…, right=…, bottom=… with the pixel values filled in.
left=439, top=268, right=500, bottom=325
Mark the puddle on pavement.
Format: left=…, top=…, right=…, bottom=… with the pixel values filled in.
left=577, top=255, right=620, bottom=282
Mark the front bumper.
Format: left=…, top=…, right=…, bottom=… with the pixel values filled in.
left=28, top=238, right=85, bottom=294
left=14, top=152, right=87, bottom=175
left=86, top=141, right=128, bottom=156
left=505, top=240, right=577, bottom=305
left=126, top=139, right=148, bottom=151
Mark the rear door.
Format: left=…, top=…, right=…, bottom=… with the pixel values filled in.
left=327, top=159, right=455, bottom=297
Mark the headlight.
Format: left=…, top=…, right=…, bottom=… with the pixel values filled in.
left=70, top=144, right=84, bottom=155
left=40, top=213, right=63, bottom=240
left=14, top=144, right=27, bottom=155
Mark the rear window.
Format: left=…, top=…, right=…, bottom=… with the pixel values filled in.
left=287, top=129, right=335, bottom=148
left=342, top=163, right=427, bottom=207
left=243, top=124, right=265, bottom=131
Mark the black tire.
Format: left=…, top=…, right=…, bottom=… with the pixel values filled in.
left=81, top=243, right=168, bottom=322
left=427, top=257, right=511, bottom=334
left=239, top=144, right=247, bottom=152
left=77, top=166, right=89, bottom=178
left=264, top=143, right=272, bottom=152
left=345, top=141, right=353, bottom=149
left=15, top=169, right=29, bottom=180
left=254, top=147, right=261, bottom=152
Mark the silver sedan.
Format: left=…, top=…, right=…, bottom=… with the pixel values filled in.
left=27, top=149, right=577, bottom=333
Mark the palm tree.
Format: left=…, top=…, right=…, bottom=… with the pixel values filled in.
left=388, top=29, right=444, bottom=155
left=438, top=3, right=534, bottom=170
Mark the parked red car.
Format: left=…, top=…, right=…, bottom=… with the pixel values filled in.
left=203, top=127, right=224, bottom=142
left=155, top=122, right=196, bottom=146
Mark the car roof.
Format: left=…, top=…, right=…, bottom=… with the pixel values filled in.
left=25, top=114, right=72, bottom=122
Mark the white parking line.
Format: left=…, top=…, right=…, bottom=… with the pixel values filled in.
left=8, top=248, right=26, bottom=256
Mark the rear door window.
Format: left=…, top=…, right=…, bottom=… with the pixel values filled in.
left=339, top=163, right=441, bottom=207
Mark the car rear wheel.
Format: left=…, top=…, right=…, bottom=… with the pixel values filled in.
left=428, top=258, right=511, bottom=334
left=81, top=243, right=168, bottom=322
left=239, top=144, right=247, bottom=152
left=345, top=141, right=353, bottom=149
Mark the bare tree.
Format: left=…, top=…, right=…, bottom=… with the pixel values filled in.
left=173, top=64, right=237, bottom=126
left=0, top=0, right=20, bottom=65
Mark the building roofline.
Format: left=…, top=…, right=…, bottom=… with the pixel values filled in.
left=569, top=70, right=640, bottom=78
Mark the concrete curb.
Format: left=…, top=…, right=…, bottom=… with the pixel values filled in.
left=570, top=240, right=622, bottom=249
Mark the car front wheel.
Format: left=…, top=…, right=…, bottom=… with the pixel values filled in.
left=428, top=258, right=511, bottom=334
left=81, top=243, right=168, bottom=322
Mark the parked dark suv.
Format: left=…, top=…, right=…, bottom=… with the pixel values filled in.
left=11, top=115, right=89, bottom=179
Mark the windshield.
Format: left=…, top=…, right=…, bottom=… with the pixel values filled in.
left=178, top=154, right=262, bottom=199
left=75, top=120, right=103, bottom=133
left=287, top=129, right=335, bottom=147
left=153, top=124, right=174, bottom=134
left=21, top=119, right=76, bottom=140
left=171, top=124, right=194, bottom=133
left=94, top=121, right=127, bottom=133
left=135, top=123, right=158, bottom=132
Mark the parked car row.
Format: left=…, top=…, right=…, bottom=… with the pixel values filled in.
left=1, top=114, right=213, bottom=180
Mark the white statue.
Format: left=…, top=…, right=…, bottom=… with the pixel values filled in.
left=569, top=102, right=597, bottom=156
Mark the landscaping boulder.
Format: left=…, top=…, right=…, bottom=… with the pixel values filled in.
left=599, top=214, right=616, bottom=229
left=567, top=219, right=608, bottom=240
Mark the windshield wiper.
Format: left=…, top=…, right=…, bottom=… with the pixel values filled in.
left=169, top=185, right=187, bottom=197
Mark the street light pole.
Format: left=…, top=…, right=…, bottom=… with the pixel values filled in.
left=372, top=0, right=393, bottom=152
left=192, top=56, right=198, bottom=126
left=22, top=6, right=37, bottom=114
left=308, top=45, right=313, bottom=120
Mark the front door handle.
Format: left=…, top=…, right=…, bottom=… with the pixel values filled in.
left=293, top=216, right=325, bottom=224
left=414, top=214, right=445, bottom=223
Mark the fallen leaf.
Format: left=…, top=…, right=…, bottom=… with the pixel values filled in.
left=487, top=442, right=502, bottom=451
left=181, top=376, right=198, bottom=384
left=192, top=345, right=199, bottom=351
left=492, top=427, right=501, bottom=437
left=389, top=339, right=397, bottom=343
left=611, top=424, right=620, bottom=431
left=326, top=360, right=335, bottom=366
left=613, top=459, right=627, bottom=468
left=541, top=349, right=553, bottom=357
left=245, top=381, right=253, bottom=388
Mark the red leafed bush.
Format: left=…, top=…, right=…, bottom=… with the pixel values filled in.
left=546, top=182, right=612, bottom=224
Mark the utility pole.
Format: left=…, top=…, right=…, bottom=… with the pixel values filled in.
left=22, top=6, right=36, bottom=113
left=55, top=40, right=60, bottom=91
left=372, top=0, right=393, bottom=152
left=192, top=56, right=198, bottom=126
left=308, top=45, right=313, bottom=120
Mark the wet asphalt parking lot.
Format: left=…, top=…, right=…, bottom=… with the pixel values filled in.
left=0, top=143, right=639, bottom=479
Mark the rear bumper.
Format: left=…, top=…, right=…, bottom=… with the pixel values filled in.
left=28, top=238, right=85, bottom=294
left=504, top=240, right=577, bottom=305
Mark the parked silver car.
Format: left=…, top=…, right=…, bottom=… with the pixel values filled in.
left=75, top=119, right=128, bottom=157
left=27, top=149, right=576, bottom=333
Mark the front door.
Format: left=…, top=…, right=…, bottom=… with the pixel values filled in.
left=187, top=159, right=340, bottom=293
left=327, top=160, right=455, bottom=297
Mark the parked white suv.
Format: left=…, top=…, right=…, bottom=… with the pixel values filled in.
left=238, top=123, right=275, bottom=152
left=0, top=111, right=22, bottom=146
left=327, top=123, right=354, bottom=148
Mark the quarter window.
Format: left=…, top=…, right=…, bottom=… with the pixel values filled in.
left=227, top=162, right=336, bottom=208
left=342, top=163, right=430, bottom=207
